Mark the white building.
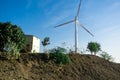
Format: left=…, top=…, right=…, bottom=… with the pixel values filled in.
left=25, top=35, right=40, bottom=53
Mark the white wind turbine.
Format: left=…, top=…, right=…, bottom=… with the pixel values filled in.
left=54, top=0, right=94, bottom=53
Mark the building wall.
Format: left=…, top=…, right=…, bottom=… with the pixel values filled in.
left=25, top=35, right=40, bottom=53
left=32, top=36, right=40, bottom=53
left=25, top=35, right=33, bottom=52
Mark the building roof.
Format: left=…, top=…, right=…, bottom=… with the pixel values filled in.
left=25, top=34, right=40, bottom=39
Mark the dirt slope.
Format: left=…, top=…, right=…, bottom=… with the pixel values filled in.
left=0, top=54, right=120, bottom=80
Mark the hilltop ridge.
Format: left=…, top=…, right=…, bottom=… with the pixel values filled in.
left=0, top=53, right=120, bottom=80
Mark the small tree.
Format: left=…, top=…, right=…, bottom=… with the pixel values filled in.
left=42, top=37, right=50, bottom=52
left=87, top=42, right=101, bottom=55
left=0, top=22, right=26, bottom=52
left=100, top=51, right=113, bottom=61
left=0, top=22, right=25, bottom=59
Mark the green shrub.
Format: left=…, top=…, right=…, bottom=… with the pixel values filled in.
left=51, top=52, right=71, bottom=64
left=50, top=47, right=71, bottom=64
left=49, top=47, right=67, bottom=54
left=100, top=51, right=113, bottom=61
left=3, top=41, right=20, bottom=59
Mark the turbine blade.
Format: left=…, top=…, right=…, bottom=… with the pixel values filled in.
left=77, top=21, right=94, bottom=37
left=54, top=20, right=74, bottom=28
left=76, top=0, right=82, bottom=17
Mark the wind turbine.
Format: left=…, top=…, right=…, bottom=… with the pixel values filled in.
left=54, top=0, right=94, bottom=53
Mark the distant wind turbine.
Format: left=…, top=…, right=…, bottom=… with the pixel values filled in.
left=54, top=0, right=94, bottom=53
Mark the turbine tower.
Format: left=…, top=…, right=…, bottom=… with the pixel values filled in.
left=54, top=0, right=94, bottom=53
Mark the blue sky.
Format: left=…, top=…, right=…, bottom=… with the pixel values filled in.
left=0, top=0, right=120, bottom=63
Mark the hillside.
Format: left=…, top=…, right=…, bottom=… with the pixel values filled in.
left=0, top=53, right=120, bottom=80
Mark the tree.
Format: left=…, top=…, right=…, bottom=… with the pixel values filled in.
left=42, top=37, right=50, bottom=52
left=100, top=51, right=113, bottom=61
left=87, top=42, right=101, bottom=55
left=0, top=22, right=26, bottom=52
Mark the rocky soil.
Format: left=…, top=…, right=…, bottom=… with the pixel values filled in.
left=0, top=53, right=120, bottom=80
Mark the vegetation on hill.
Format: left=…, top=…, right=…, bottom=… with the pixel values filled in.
left=0, top=22, right=25, bottom=51
left=42, top=37, right=50, bottom=52
left=100, top=51, right=113, bottom=61
left=87, top=42, right=101, bottom=55
left=0, top=22, right=26, bottom=59
left=0, top=53, right=120, bottom=80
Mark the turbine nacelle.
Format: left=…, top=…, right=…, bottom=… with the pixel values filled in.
left=75, top=19, right=79, bottom=23
left=75, top=16, right=78, bottom=21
